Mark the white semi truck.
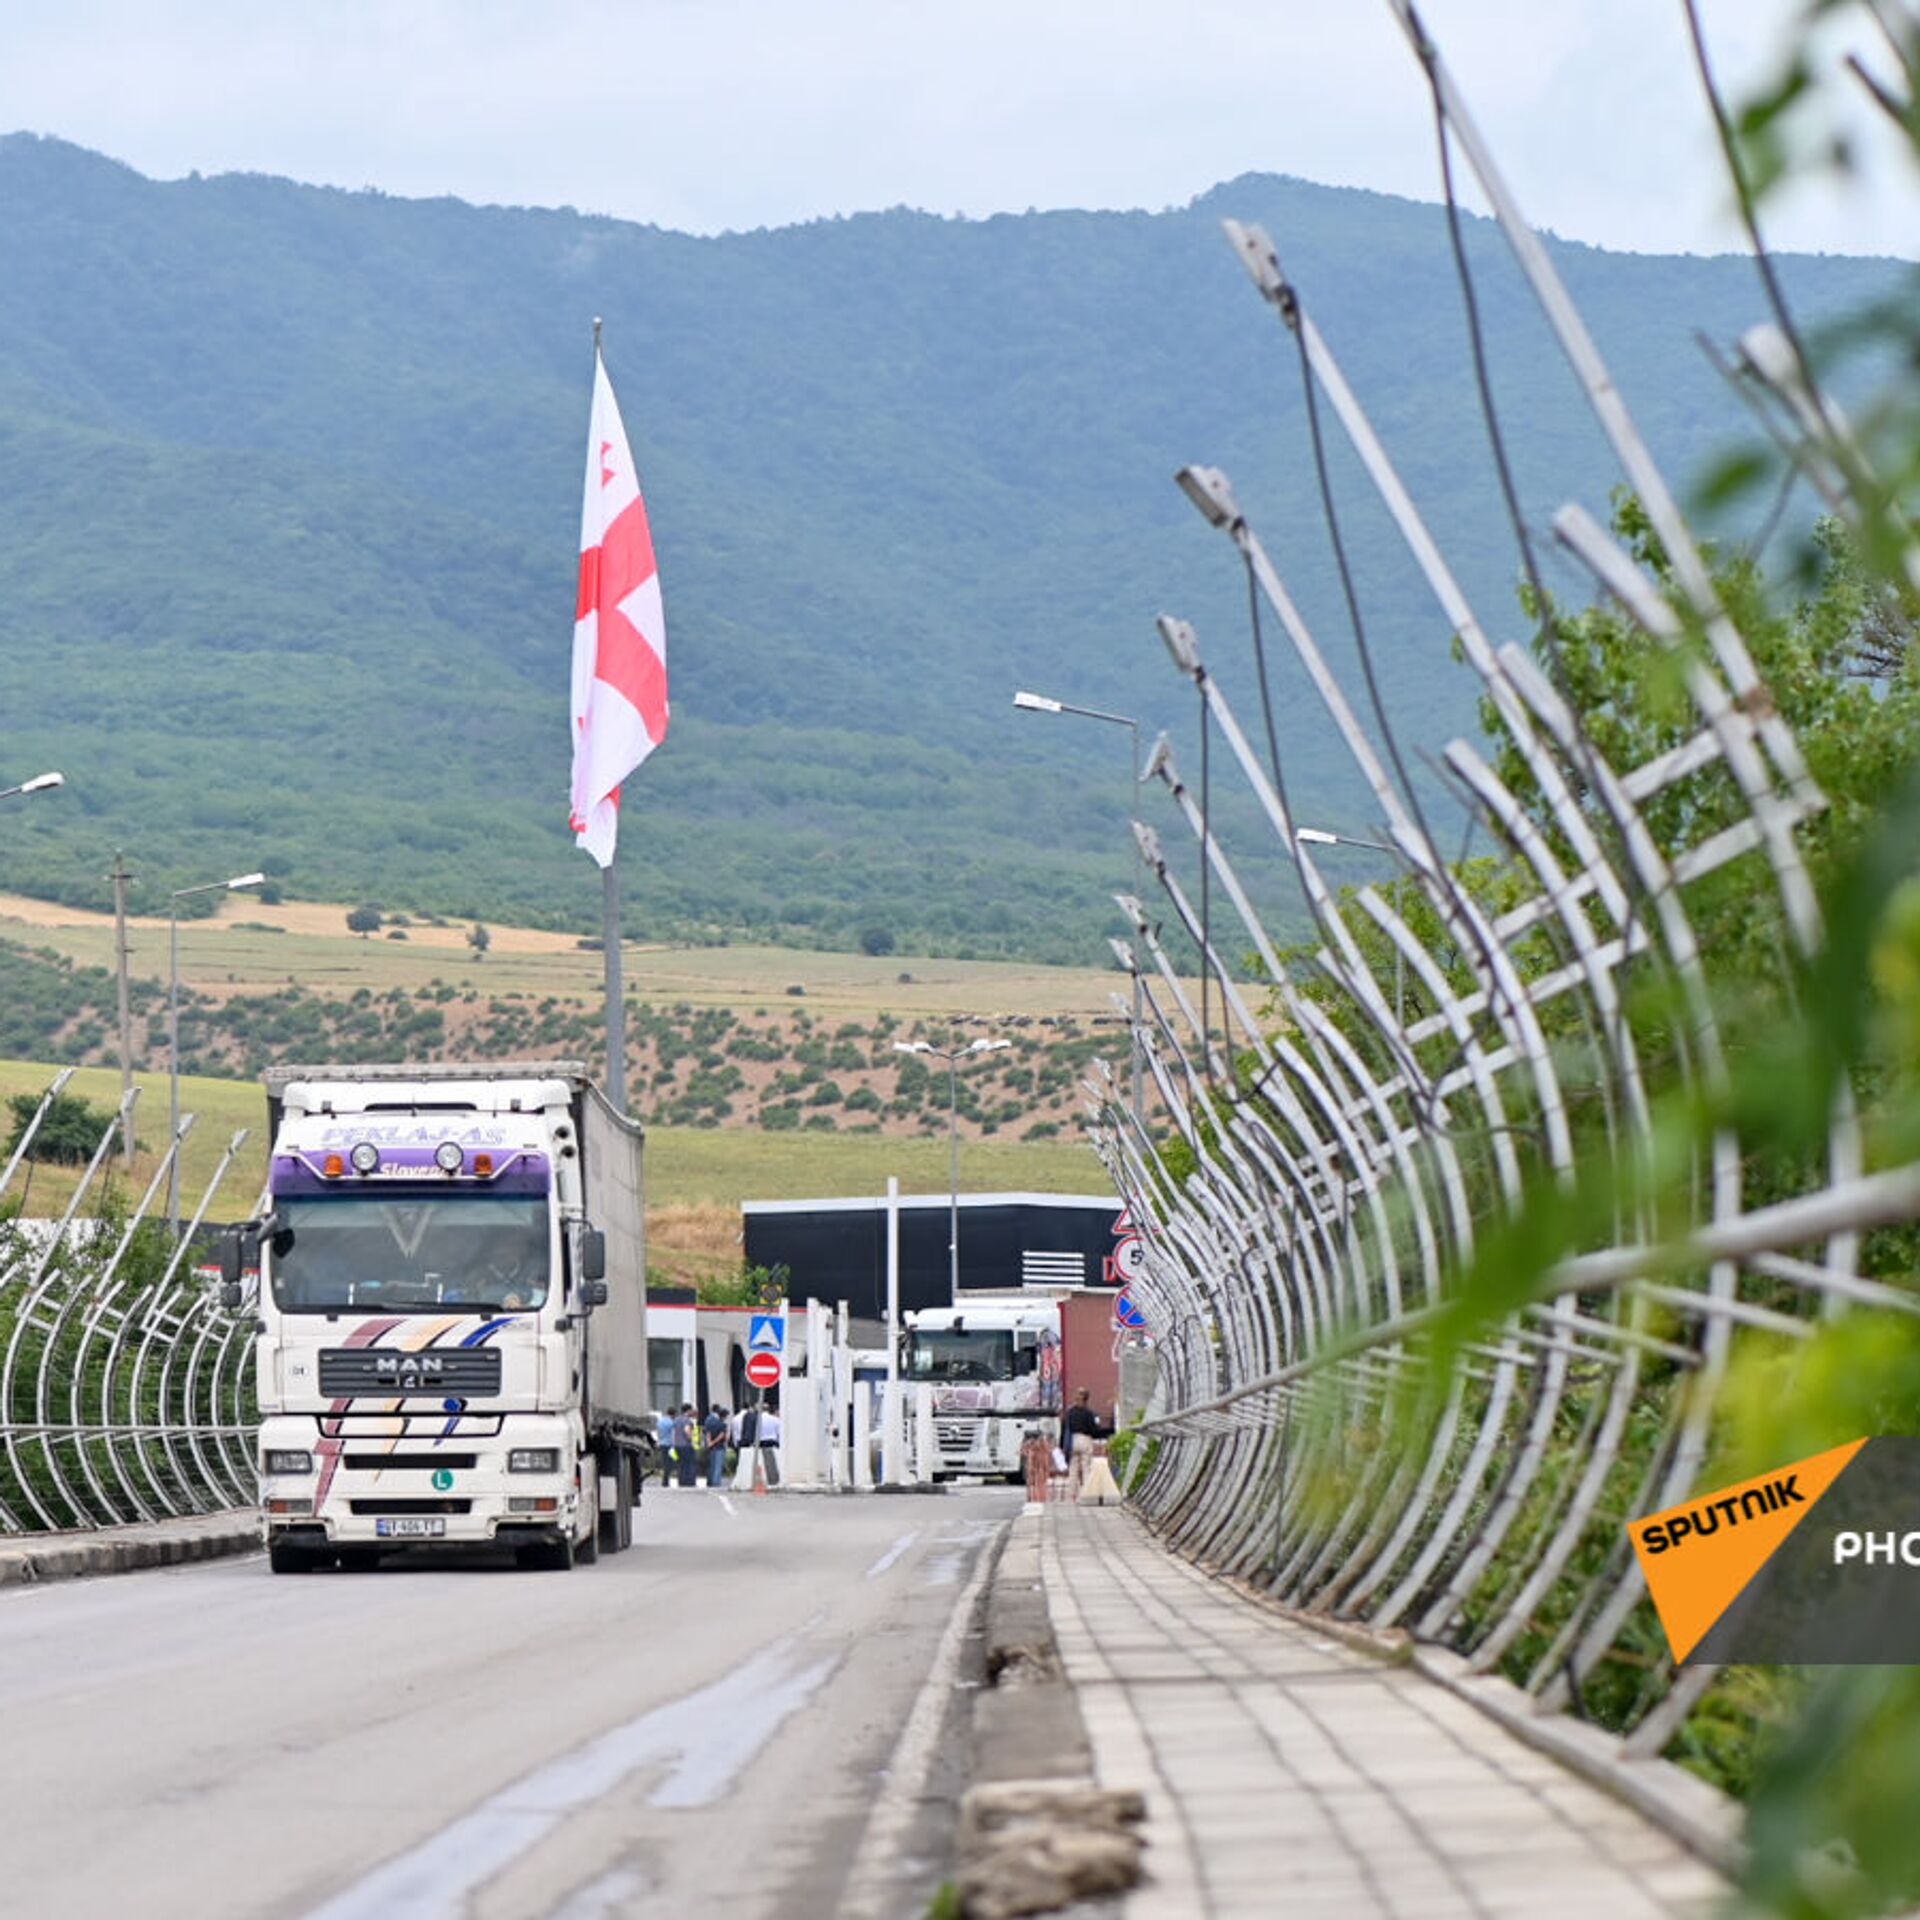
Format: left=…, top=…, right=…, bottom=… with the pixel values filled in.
left=223, top=1061, right=649, bottom=1573
left=903, top=1292, right=1123, bottom=1479
left=902, top=1296, right=1064, bottom=1479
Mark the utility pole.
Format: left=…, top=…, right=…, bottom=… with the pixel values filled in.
left=108, top=850, right=135, bottom=1169
left=892, top=1036, right=1010, bottom=1300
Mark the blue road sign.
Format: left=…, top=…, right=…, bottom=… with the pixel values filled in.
left=748, top=1312, right=786, bottom=1353
left=1113, top=1290, right=1147, bottom=1331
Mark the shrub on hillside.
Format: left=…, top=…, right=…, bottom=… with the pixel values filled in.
left=5, top=1090, right=114, bottom=1166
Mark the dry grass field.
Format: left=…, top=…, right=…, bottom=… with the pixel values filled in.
left=0, top=889, right=1142, bottom=1021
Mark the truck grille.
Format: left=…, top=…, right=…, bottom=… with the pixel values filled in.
left=342, top=1452, right=479, bottom=1472
left=936, top=1419, right=980, bottom=1452
left=347, top=1498, right=472, bottom=1515
left=319, top=1348, right=502, bottom=1398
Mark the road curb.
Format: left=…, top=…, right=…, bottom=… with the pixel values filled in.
left=972, top=1507, right=1094, bottom=1785
left=0, top=1510, right=259, bottom=1589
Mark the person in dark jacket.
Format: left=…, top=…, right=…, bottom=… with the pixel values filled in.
left=672, top=1405, right=698, bottom=1488
left=703, top=1405, right=731, bottom=1487
left=1062, top=1389, right=1110, bottom=1497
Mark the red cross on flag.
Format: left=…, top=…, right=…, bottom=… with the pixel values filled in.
left=569, top=346, right=667, bottom=868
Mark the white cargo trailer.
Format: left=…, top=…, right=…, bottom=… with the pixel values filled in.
left=229, top=1061, right=649, bottom=1571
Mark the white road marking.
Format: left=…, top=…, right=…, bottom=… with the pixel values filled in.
left=923, top=1551, right=966, bottom=1588
left=304, top=1631, right=838, bottom=1919
left=716, top=1494, right=738, bottom=1518
left=863, top=1529, right=921, bottom=1580
left=548, top=1863, right=649, bottom=1919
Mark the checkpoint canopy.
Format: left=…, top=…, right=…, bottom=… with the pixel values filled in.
left=741, top=1191, right=1128, bottom=1321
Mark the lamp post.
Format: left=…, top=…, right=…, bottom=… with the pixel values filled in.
left=0, top=771, right=64, bottom=801
left=169, top=870, right=265, bottom=1230
left=893, top=1036, right=1011, bottom=1300
left=1012, top=689, right=1147, bottom=1118
left=1296, top=827, right=1407, bottom=1027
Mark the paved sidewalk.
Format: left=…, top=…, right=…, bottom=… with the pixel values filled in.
left=1040, top=1506, right=1732, bottom=1920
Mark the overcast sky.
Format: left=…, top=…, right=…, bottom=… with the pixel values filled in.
left=0, top=1, right=1911, bottom=257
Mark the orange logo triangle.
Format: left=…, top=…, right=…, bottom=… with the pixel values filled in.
left=1630, top=1438, right=1867, bottom=1661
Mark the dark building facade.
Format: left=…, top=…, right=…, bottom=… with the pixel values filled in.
left=741, top=1192, right=1128, bottom=1322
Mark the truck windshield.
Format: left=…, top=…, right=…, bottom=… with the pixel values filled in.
left=267, top=1193, right=551, bottom=1314
left=905, top=1330, right=1016, bottom=1382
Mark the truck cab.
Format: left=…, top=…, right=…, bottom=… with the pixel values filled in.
left=238, top=1063, right=647, bottom=1572
left=902, top=1298, right=1062, bottom=1479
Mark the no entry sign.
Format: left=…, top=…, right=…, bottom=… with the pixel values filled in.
left=745, top=1350, right=783, bottom=1391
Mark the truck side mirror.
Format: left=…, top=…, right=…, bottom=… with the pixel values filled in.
left=578, top=1279, right=609, bottom=1309
left=219, top=1282, right=244, bottom=1312
left=218, top=1231, right=246, bottom=1286
left=580, top=1228, right=607, bottom=1283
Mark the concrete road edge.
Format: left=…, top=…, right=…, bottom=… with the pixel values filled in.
left=0, top=1510, right=259, bottom=1588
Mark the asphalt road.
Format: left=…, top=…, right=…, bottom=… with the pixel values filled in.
left=0, top=1486, right=1019, bottom=1920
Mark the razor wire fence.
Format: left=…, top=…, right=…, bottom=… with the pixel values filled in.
left=0, top=1071, right=256, bottom=1532
left=1087, top=0, right=1920, bottom=1757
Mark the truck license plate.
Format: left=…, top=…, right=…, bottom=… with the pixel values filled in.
left=374, top=1517, right=446, bottom=1538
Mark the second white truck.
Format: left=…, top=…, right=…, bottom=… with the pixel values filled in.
left=901, top=1297, right=1063, bottom=1479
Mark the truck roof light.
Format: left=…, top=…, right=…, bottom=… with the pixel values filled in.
left=322, top=1153, right=345, bottom=1179
left=473, top=1151, right=495, bottom=1176
left=349, top=1141, right=380, bottom=1175
left=435, top=1140, right=465, bottom=1174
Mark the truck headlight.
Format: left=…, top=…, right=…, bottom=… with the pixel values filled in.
left=265, top=1449, right=314, bottom=1475
left=508, top=1448, right=560, bottom=1473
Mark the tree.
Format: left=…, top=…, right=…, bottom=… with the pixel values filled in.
left=5, top=1090, right=113, bottom=1166
left=346, top=903, right=382, bottom=939
left=859, top=925, right=895, bottom=957
left=467, top=921, right=491, bottom=961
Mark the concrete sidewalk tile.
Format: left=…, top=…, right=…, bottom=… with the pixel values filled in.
left=1207, top=1855, right=1372, bottom=1896
left=1156, top=1758, right=1291, bottom=1801
left=1386, top=1780, right=1566, bottom=1823
left=1631, top=1858, right=1731, bottom=1904
left=1428, top=1818, right=1613, bottom=1865
left=1050, top=1509, right=1728, bottom=1918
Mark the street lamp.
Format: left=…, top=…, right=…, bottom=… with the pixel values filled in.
left=893, top=1036, right=1011, bottom=1300
left=1012, top=687, right=1148, bottom=1118
left=0, top=771, right=64, bottom=801
left=168, top=869, right=266, bottom=1230
left=1295, top=827, right=1406, bottom=1027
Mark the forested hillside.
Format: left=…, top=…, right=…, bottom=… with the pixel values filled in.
left=0, top=135, right=1903, bottom=961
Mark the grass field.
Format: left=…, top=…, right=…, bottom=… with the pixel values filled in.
left=0, top=1057, right=1108, bottom=1222
left=0, top=889, right=1144, bottom=1020
left=644, top=1127, right=1104, bottom=1208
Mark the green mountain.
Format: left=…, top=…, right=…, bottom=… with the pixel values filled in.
left=0, top=135, right=1904, bottom=962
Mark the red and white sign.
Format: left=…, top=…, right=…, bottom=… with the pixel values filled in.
left=570, top=346, right=668, bottom=868
left=745, top=1350, right=783, bottom=1391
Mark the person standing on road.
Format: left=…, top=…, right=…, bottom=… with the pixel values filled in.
left=655, top=1407, right=675, bottom=1488
left=1063, top=1388, right=1110, bottom=1497
left=672, top=1404, right=698, bottom=1488
left=703, top=1404, right=730, bottom=1487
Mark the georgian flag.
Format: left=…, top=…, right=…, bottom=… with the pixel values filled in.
left=569, top=347, right=667, bottom=867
